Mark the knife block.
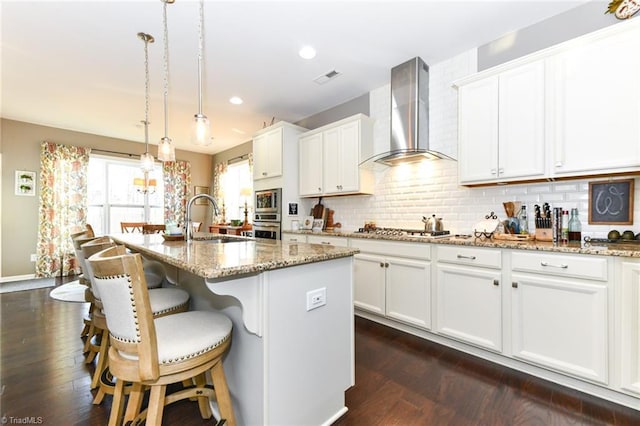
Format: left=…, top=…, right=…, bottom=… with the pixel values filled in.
left=535, top=228, right=553, bottom=242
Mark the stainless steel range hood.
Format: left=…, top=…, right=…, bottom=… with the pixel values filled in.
left=370, top=57, right=454, bottom=166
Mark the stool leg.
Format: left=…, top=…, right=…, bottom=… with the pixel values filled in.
left=194, top=373, right=212, bottom=419
left=124, top=382, right=144, bottom=423
left=211, top=361, right=236, bottom=426
left=108, top=378, right=126, bottom=426
left=146, top=385, right=167, bottom=426
left=90, top=328, right=109, bottom=389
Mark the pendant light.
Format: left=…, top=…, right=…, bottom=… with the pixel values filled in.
left=138, top=32, right=155, bottom=172
left=158, top=0, right=176, bottom=162
left=190, top=0, right=212, bottom=146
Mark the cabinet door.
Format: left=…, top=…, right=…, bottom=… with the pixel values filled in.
left=253, top=128, right=283, bottom=180
left=550, top=28, right=640, bottom=175
left=353, top=253, right=386, bottom=315
left=511, top=273, right=608, bottom=384
left=386, top=257, right=431, bottom=330
left=299, top=133, right=323, bottom=196
left=323, top=121, right=360, bottom=194
left=620, top=261, right=640, bottom=395
left=458, top=77, right=499, bottom=184
left=498, top=61, right=546, bottom=180
left=435, top=264, right=502, bottom=351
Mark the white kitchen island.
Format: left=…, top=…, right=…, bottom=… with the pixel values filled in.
left=111, top=233, right=357, bottom=426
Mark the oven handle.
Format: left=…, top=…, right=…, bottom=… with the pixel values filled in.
left=253, top=223, right=280, bottom=229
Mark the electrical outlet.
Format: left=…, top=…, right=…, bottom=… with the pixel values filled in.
left=30, top=254, right=37, bottom=262
left=306, top=287, right=326, bottom=311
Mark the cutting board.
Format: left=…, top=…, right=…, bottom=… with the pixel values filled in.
left=312, top=197, right=324, bottom=219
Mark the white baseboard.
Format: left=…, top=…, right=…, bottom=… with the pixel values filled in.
left=0, top=274, right=37, bottom=283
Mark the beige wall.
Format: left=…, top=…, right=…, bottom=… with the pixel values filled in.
left=1, top=118, right=213, bottom=279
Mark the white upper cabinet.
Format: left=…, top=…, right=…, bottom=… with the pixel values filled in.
left=456, top=18, right=640, bottom=185
left=253, top=126, right=283, bottom=180
left=548, top=26, right=640, bottom=176
left=299, top=114, right=374, bottom=197
left=458, top=61, right=546, bottom=185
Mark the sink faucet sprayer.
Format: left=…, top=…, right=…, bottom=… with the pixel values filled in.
left=185, top=193, right=220, bottom=241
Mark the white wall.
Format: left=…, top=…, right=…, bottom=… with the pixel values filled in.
left=300, top=50, right=640, bottom=239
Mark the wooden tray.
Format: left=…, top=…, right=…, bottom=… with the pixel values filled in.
left=492, top=233, right=535, bottom=241
left=162, top=234, right=184, bottom=241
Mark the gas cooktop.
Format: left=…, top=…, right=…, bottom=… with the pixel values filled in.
left=354, top=227, right=451, bottom=238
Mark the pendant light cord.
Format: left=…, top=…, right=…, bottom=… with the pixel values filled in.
left=143, top=33, right=151, bottom=152
left=162, top=1, right=170, bottom=138
left=197, top=0, right=204, bottom=115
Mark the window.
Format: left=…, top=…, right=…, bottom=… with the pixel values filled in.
left=87, top=156, right=164, bottom=234
left=221, top=159, right=252, bottom=222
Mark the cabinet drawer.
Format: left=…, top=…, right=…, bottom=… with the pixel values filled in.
left=306, top=235, right=349, bottom=247
left=436, top=245, right=501, bottom=269
left=349, top=238, right=431, bottom=260
left=282, top=233, right=307, bottom=243
left=511, top=251, right=607, bottom=282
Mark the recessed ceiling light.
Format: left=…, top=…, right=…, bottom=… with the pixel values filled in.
left=299, top=45, right=316, bottom=60
left=229, top=96, right=243, bottom=105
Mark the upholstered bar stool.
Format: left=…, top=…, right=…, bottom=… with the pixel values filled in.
left=89, top=246, right=236, bottom=426
left=81, top=239, right=191, bottom=405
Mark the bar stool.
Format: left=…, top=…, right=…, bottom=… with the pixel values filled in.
left=71, top=232, right=99, bottom=342
left=81, top=239, right=191, bottom=405
left=89, top=245, right=236, bottom=426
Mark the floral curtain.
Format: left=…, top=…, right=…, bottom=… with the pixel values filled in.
left=213, top=161, right=228, bottom=208
left=163, top=160, right=191, bottom=226
left=36, top=142, right=91, bottom=277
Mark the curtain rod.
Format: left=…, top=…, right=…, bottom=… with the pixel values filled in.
left=91, top=148, right=140, bottom=158
left=228, top=153, right=249, bottom=165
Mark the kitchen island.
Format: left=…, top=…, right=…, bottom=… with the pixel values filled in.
left=110, top=233, right=358, bottom=426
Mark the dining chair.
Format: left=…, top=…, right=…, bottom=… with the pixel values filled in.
left=142, top=224, right=166, bottom=234
left=120, top=222, right=145, bottom=233
left=88, top=246, right=236, bottom=426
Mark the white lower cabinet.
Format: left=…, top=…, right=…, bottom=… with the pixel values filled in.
left=306, top=235, right=349, bottom=247
left=352, top=239, right=431, bottom=329
left=435, top=246, right=502, bottom=352
left=281, top=233, right=307, bottom=243
left=619, top=260, right=640, bottom=396
left=510, top=252, right=609, bottom=384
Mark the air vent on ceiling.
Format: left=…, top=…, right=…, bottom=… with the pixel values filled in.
left=313, top=69, right=341, bottom=85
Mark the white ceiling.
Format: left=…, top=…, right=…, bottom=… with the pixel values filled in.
left=2, top=0, right=590, bottom=156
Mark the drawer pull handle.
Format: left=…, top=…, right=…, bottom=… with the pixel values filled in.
left=512, top=282, right=518, bottom=288
left=540, top=261, right=568, bottom=269
left=493, top=279, right=499, bottom=286
left=321, top=242, right=331, bottom=245
left=457, top=254, right=477, bottom=260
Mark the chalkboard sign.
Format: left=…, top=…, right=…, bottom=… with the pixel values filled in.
left=588, top=179, right=634, bottom=225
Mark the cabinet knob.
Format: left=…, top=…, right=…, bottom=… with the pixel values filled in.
left=385, top=262, right=389, bottom=268
left=318, top=187, right=322, bottom=192
left=490, top=169, right=497, bottom=175
left=262, top=172, right=267, bottom=176
left=493, top=279, right=499, bottom=286
left=512, top=282, right=518, bottom=288
left=380, top=262, right=385, bottom=268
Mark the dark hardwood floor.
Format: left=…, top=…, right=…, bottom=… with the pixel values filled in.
left=1, top=280, right=639, bottom=425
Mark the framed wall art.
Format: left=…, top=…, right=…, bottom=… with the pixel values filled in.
left=588, top=178, right=634, bottom=225
left=15, top=170, right=36, bottom=196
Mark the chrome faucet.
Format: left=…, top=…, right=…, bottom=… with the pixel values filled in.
left=185, top=193, right=220, bottom=242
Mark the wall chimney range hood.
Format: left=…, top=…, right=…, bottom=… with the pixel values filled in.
left=368, top=57, right=454, bottom=166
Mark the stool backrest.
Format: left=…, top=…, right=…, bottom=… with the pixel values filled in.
left=88, top=246, right=159, bottom=381
left=72, top=235, right=98, bottom=276
left=81, top=237, right=116, bottom=300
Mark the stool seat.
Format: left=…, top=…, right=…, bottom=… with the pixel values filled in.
left=148, top=288, right=190, bottom=317
left=154, top=311, right=230, bottom=364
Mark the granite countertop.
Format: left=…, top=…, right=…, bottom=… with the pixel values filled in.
left=110, top=233, right=359, bottom=279
left=284, top=230, right=640, bottom=258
